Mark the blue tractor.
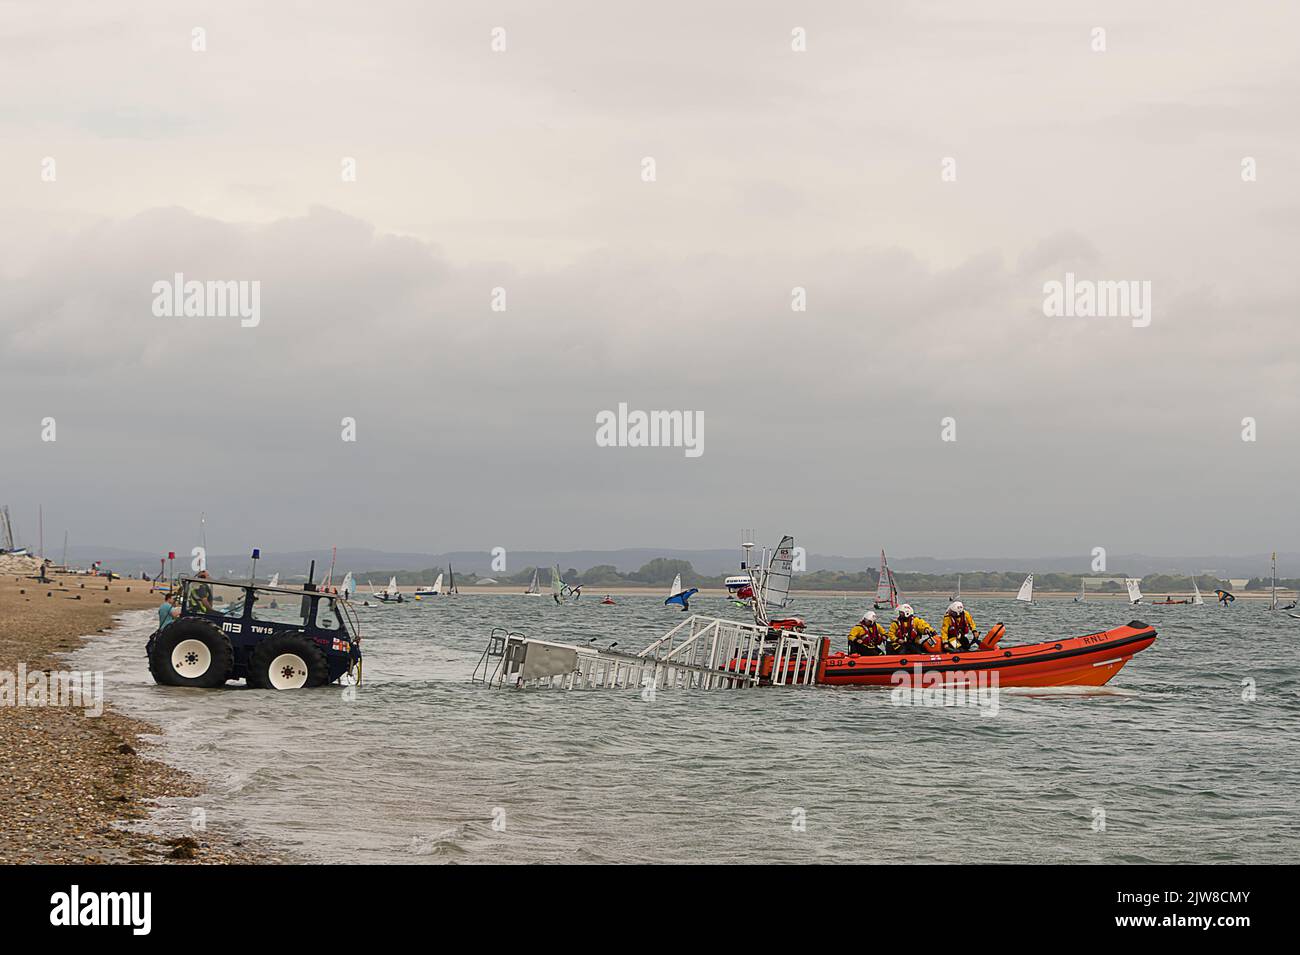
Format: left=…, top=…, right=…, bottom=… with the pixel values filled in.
left=147, top=576, right=362, bottom=689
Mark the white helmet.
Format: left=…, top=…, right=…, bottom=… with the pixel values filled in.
left=897, top=604, right=914, bottom=619
left=949, top=601, right=964, bottom=614
left=861, top=610, right=877, bottom=624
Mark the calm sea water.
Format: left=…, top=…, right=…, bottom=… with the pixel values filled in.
left=69, top=595, right=1299, bottom=864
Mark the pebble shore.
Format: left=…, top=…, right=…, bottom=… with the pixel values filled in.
left=0, top=568, right=273, bottom=864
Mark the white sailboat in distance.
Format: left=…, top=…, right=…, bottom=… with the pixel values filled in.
left=1125, top=578, right=1143, bottom=605
left=874, top=550, right=899, bottom=609
left=1016, top=574, right=1034, bottom=604
left=1191, top=575, right=1204, bottom=606
left=523, top=568, right=542, bottom=596
left=415, top=571, right=442, bottom=597
left=373, top=576, right=405, bottom=603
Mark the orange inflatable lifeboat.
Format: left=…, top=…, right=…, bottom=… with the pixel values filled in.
left=816, top=620, right=1157, bottom=688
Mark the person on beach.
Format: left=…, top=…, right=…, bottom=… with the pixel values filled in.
left=887, top=604, right=939, bottom=654
left=157, top=594, right=179, bottom=630
left=940, top=601, right=979, bottom=651
left=847, top=611, right=887, bottom=655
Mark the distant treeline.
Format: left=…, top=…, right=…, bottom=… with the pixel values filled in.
left=357, top=561, right=1297, bottom=593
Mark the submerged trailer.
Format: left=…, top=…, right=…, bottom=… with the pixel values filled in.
left=474, top=615, right=827, bottom=691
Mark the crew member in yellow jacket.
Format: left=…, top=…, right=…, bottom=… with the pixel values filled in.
left=940, top=601, right=980, bottom=651
left=847, top=610, right=888, bottom=655
left=886, top=604, right=939, bottom=654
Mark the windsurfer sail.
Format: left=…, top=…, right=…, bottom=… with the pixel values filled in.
left=1191, top=575, right=1204, bottom=606
left=665, top=572, right=699, bottom=612
left=1215, top=589, right=1235, bottom=606
left=873, top=550, right=899, bottom=610
left=551, top=564, right=582, bottom=604
left=524, top=568, right=541, bottom=596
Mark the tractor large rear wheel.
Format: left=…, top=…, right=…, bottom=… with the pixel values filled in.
left=149, top=619, right=234, bottom=688
left=247, top=634, right=329, bottom=690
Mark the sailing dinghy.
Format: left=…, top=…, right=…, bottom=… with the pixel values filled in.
left=1016, top=574, right=1034, bottom=604
left=415, top=572, right=443, bottom=597
left=1126, top=578, right=1143, bottom=605
left=873, top=550, right=900, bottom=610
left=523, top=568, right=542, bottom=597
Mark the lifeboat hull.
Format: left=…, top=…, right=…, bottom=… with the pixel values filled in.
left=797, top=621, right=1157, bottom=688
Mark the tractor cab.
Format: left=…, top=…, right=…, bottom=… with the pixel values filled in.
left=147, top=577, right=362, bottom=689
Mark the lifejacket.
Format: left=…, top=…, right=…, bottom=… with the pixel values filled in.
left=888, top=616, right=937, bottom=652
left=941, top=611, right=977, bottom=650
left=848, top=622, right=886, bottom=652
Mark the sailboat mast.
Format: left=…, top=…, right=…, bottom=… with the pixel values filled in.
left=1272, top=551, right=1277, bottom=610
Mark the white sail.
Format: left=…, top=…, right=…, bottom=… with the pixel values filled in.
left=763, top=535, right=795, bottom=611
left=1191, top=576, right=1204, bottom=606
left=525, top=568, right=540, bottom=595
left=669, top=573, right=682, bottom=598
left=956, top=574, right=961, bottom=599
left=1016, top=574, right=1034, bottom=603
left=431, top=573, right=443, bottom=595
left=387, top=576, right=398, bottom=594
left=1078, top=578, right=1086, bottom=601
left=268, top=572, right=279, bottom=587
left=341, top=571, right=354, bottom=597
left=875, top=550, right=892, bottom=604
left=1125, top=577, right=1143, bottom=604
left=552, top=564, right=564, bottom=597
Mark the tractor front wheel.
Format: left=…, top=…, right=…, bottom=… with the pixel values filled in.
left=247, top=634, right=329, bottom=690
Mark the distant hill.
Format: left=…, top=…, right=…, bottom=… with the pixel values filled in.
left=65, top=543, right=1300, bottom=582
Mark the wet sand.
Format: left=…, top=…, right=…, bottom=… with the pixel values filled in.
left=0, top=571, right=269, bottom=864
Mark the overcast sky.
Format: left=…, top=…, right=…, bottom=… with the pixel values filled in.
left=2, top=1, right=1297, bottom=562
